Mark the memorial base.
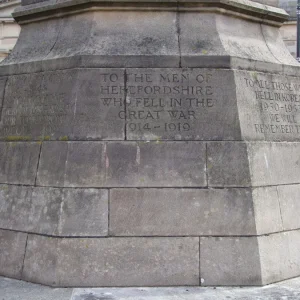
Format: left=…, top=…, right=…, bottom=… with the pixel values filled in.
left=1, top=0, right=300, bottom=287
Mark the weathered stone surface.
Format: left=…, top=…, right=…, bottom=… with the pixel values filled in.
left=252, top=186, right=283, bottom=235
left=180, top=11, right=293, bottom=69
left=0, top=69, right=125, bottom=140
left=0, top=77, right=7, bottom=108
left=0, top=185, right=108, bottom=236
left=179, top=13, right=227, bottom=68
left=6, top=10, right=179, bottom=68
left=207, top=142, right=251, bottom=187
left=126, top=69, right=240, bottom=140
left=216, top=15, right=282, bottom=64
left=0, top=230, right=27, bottom=279
left=199, top=230, right=300, bottom=286
left=59, top=188, right=108, bottom=236
left=254, top=0, right=278, bottom=6
left=110, top=188, right=256, bottom=236
left=37, top=141, right=206, bottom=187
left=208, top=142, right=300, bottom=187
left=261, top=24, right=297, bottom=65
left=0, top=185, right=60, bottom=235
left=248, top=142, right=300, bottom=186
left=2, top=17, right=60, bottom=66
left=259, top=230, right=300, bottom=285
left=235, top=71, right=300, bottom=141
left=0, top=142, right=40, bottom=185
left=21, top=0, right=49, bottom=6
left=37, top=142, right=68, bottom=186
left=200, top=236, right=262, bottom=286
left=23, top=235, right=199, bottom=287
left=84, top=11, right=179, bottom=67
left=277, top=185, right=300, bottom=231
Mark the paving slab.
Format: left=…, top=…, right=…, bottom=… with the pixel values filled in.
left=1, top=276, right=300, bottom=300
left=0, top=277, right=72, bottom=300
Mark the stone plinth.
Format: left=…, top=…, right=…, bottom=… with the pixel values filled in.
left=0, top=0, right=300, bottom=287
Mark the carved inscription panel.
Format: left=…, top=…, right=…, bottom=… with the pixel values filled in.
left=0, top=69, right=125, bottom=140
left=0, top=68, right=240, bottom=140
left=125, top=69, right=240, bottom=140
left=236, top=71, right=300, bottom=141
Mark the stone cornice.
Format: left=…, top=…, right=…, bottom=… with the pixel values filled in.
left=13, top=0, right=288, bottom=25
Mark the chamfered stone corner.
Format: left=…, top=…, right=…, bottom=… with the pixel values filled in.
left=251, top=186, right=283, bottom=235
left=247, top=142, right=300, bottom=186
left=200, top=236, right=262, bottom=286
left=277, top=184, right=300, bottom=231
left=259, top=230, right=300, bottom=285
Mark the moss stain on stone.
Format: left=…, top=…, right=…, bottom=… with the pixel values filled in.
left=38, top=136, right=51, bottom=141
left=251, top=71, right=258, bottom=80
left=5, top=136, right=31, bottom=141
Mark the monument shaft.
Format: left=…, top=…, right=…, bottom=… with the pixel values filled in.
left=0, top=0, right=300, bottom=287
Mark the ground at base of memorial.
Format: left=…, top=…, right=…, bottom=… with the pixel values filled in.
left=1, top=276, right=300, bottom=300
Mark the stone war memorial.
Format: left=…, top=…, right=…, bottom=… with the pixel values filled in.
left=0, top=0, right=300, bottom=288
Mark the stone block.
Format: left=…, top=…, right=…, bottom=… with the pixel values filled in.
left=248, top=142, right=300, bottom=186
left=0, top=142, right=40, bottom=185
left=36, top=142, right=68, bottom=187
left=0, top=185, right=60, bottom=235
left=84, top=11, right=179, bottom=67
left=0, top=185, right=108, bottom=236
left=179, top=13, right=227, bottom=67
left=110, top=188, right=256, bottom=236
left=23, top=235, right=199, bottom=287
left=207, top=142, right=251, bottom=187
left=0, top=69, right=125, bottom=140
left=200, top=236, right=262, bottom=286
left=277, top=184, right=300, bottom=231
left=126, top=68, right=240, bottom=140
left=252, top=186, right=283, bottom=235
left=37, top=141, right=206, bottom=187
left=259, top=230, right=300, bottom=285
left=0, top=229, right=27, bottom=279
left=59, top=188, right=108, bottom=236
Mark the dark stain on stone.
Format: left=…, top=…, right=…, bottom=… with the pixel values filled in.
left=194, top=40, right=208, bottom=50
left=74, top=293, right=115, bottom=300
